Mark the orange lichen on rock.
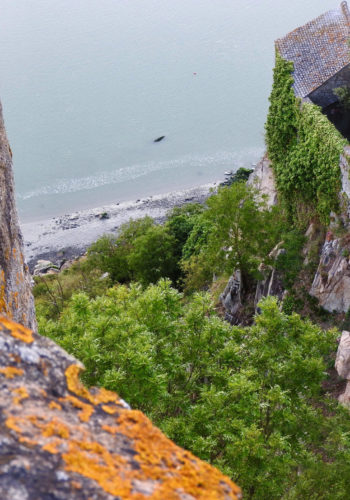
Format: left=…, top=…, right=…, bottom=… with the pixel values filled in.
left=0, top=366, right=24, bottom=378
left=62, top=440, right=133, bottom=498
left=63, top=395, right=94, bottom=423
left=42, top=419, right=70, bottom=440
left=42, top=438, right=62, bottom=454
left=49, top=401, right=62, bottom=411
left=0, top=271, right=9, bottom=316
left=65, top=364, right=91, bottom=400
left=0, top=316, right=33, bottom=343
left=12, top=387, right=29, bottom=405
left=65, top=364, right=120, bottom=406
left=101, top=404, right=119, bottom=415
left=116, top=411, right=241, bottom=500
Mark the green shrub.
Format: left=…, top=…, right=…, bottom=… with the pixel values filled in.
left=40, top=284, right=350, bottom=499
left=182, top=182, right=285, bottom=291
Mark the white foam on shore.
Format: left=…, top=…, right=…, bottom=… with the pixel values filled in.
left=18, top=148, right=262, bottom=201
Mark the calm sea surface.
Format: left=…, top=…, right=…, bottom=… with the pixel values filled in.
left=0, top=0, right=338, bottom=221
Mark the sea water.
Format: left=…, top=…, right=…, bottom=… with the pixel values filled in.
left=0, top=0, right=338, bottom=221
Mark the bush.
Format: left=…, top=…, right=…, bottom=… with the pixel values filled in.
left=40, top=283, right=350, bottom=499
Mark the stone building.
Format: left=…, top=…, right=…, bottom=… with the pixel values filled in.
left=276, top=1, right=350, bottom=108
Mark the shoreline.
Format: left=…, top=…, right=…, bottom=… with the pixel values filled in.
left=21, top=183, right=216, bottom=272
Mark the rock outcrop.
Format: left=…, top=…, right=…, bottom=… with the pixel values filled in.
left=310, top=236, right=350, bottom=313
left=335, top=330, right=350, bottom=406
left=0, top=102, right=36, bottom=330
left=219, top=271, right=243, bottom=324
left=247, top=154, right=277, bottom=208
left=0, top=316, right=241, bottom=499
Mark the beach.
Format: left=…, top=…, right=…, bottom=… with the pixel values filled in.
left=21, top=183, right=215, bottom=272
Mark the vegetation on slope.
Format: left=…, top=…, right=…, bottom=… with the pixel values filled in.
left=34, top=176, right=350, bottom=499
left=38, top=281, right=350, bottom=499
left=266, top=52, right=347, bottom=223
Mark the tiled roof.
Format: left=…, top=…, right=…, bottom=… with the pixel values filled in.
left=276, top=2, right=350, bottom=97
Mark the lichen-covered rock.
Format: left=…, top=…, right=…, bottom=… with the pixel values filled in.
left=247, top=154, right=277, bottom=208
left=310, top=237, right=350, bottom=313
left=0, top=317, right=241, bottom=500
left=0, top=102, right=36, bottom=330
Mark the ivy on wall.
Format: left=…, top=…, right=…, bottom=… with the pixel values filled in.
left=265, top=51, right=347, bottom=223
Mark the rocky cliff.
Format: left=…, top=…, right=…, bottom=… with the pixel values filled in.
left=0, top=102, right=36, bottom=330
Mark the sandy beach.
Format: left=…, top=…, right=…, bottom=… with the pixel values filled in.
left=21, top=183, right=216, bottom=272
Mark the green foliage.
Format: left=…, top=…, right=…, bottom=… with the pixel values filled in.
left=85, top=207, right=207, bottom=288
left=87, top=217, right=154, bottom=283
left=33, top=259, right=111, bottom=320
left=275, top=230, right=306, bottom=289
left=223, top=167, right=254, bottom=186
left=40, top=284, right=350, bottom=499
left=266, top=52, right=347, bottom=223
left=333, top=86, right=350, bottom=110
left=127, top=224, right=178, bottom=285
left=165, top=203, right=205, bottom=260
left=182, top=182, right=284, bottom=291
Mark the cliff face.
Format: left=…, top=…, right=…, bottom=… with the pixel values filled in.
left=0, top=102, right=36, bottom=330
left=0, top=317, right=241, bottom=500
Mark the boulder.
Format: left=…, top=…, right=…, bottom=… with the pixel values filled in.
left=0, top=317, right=241, bottom=500
left=0, top=101, right=36, bottom=330
left=33, top=260, right=57, bottom=276
left=310, top=238, right=350, bottom=312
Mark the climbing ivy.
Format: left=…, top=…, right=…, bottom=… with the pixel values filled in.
left=266, top=52, right=347, bottom=223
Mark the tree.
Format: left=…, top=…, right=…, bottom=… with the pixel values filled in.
left=86, top=217, right=154, bottom=282
left=127, top=225, right=178, bottom=285
left=182, top=182, right=283, bottom=290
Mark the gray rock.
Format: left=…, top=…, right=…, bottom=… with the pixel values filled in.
left=0, top=101, right=36, bottom=330
left=247, top=154, right=278, bottom=208
left=310, top=237, right=350, bottom=312
left=220, top=270, right=242, bottom=324
left=336, top=331, right=350, bottom=380
left=33, top=259, right=56, bottom=276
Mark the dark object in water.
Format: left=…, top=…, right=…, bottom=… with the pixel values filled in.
left=154, top=135, right=165, bottom=143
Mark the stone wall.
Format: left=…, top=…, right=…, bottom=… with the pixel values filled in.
left=0, top=101, right=36, bottom=330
